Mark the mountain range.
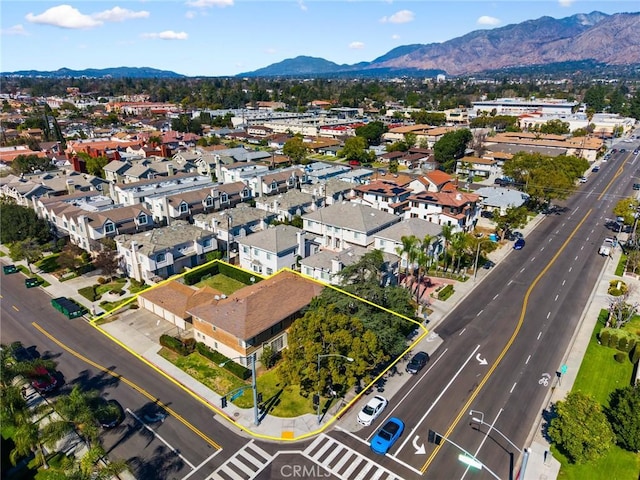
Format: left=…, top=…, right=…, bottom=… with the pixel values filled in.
left=2, top=11, right=639, bottom=79
left=240, top=11, right=640, bottom=77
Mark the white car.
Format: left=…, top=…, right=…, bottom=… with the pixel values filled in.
left=357, top=395, right=388, bottom=426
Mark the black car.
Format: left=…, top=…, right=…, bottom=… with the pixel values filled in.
left=406, top=351, right=429, bottom=374
left=95, top=399, right=125, bottom=428
left=634, top=183, right=640, bottom=191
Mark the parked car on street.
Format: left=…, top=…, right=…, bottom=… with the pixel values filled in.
left=579, top=176, right=587, bottom=183
left=633, top=183, right=640, bottom=191
left=27, top=366, right=58, bottom=394
left=406, top=351, right=429, bottom=374
left=514, top=238, right=526, bottom=250
left=370, top=417, right=405, bottom=455
left=357, top=395, right=388, bottom=426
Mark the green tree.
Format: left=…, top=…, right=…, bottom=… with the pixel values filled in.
left=433, top=129, right=472, bottom=172
left=339, top=136, right=369, bottom=162
left=43, top=386, right=102, bottom=449
left=612, top=197, right=639, bottom=226
left=396, top=235, right=419, bottom=280
left=355, top=121, right=387, bottom=146
left=10, top=154, right=54, bottom=175
left=493, top=206, right=529, bottom=240
left=282, top=136, right=309, bottom=164
left=539, top=119, right=570, bottom=135
left=93, top=249, right=120, bottom=280
left=548, top=391, right=615, bottom=464
left=583, top=85, right=607, bottom=112
left=0, top=202, right=51, bottom=244
left=606, top=383, right=640, bottom=452
left=39, top=445, right=129, bottom=480
left=9, top=238, right=43, bottom=273
left=410, top=111, right=446, bottom=126
left=84, top=155, right=109, bottom=178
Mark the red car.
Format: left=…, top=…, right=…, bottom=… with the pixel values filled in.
left=28, top=366, right=58, bottom=393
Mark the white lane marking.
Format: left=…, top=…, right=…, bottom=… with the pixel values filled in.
left=127, top=408, right=196, bottom=469
left=540, top=247, right=544, bottom=252
left=574, top=256, right=579, bottom=261
left=569, top=267, right=572, bottom=272
left=493, top=294, right=499, bottom=300
left=459, top=328, right=466, bottom=336
left=525, top=355, right=531, bottom=364
left=537, top=331, right=542, bottom=340
left=555, top=295, right=559, bottom=301
left=562, top=280, right=566, bottom=286
left=520, top=268, right=525, bottom=273
left=395, top=345, right=481, bottom=455
left=508, top=280, right=513, bottom=286
left=510, top=383, right=517, bottom=394
left=581, top=245, right=584, bottom=250
left=547, top=312, right=551, bottom=319
left=181, top=449, right=223, bottom=479
left=531, top=257, right=535, bottom=262
left=368, top=349, right=448, bottom=442
left=460, top=409, right=504, bottom=480
left=477, top=310, right=484, bottom=317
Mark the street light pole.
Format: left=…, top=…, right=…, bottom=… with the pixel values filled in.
left=316, top=353, right=354, bottom=425
left=469, top=411, right=530, bottom=480
left=473, top=239, right=493, bottom=280
left=220, top=355, right=259, bottom=426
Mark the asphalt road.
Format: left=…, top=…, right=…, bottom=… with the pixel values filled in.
left=332, top=142, right=640, bottom=479
left=0, top=271, right=252, bottom=480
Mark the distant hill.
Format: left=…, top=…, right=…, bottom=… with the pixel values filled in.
left=239, top=11, right=640, bottom=78
left=1, top=66, right=185, bottom=79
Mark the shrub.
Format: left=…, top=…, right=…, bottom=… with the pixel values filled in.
left=608, top=330, right=622, bottom=349
left=183, top=262, right=219, bottom=285
left=195, top=343, right=252, bottom=380
left=78, top=285, right=99, bottom=302
left=614, top=352, right=627, bottom=363
left=159, top=334, right=195, bottom=356
left=97, top=277, right=108, bottom=285
left=618, top=336, right=629, bottom=353
left=599, top=329, right=611, bottom=346
left=437, top=284, right=454, bottom=301
left=631, top=345, right=640, bottom=364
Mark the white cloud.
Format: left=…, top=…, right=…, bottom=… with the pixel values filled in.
left=26, top=5, right=102, bottom=29
left=391, top=34, right=400, bottom=40
left=142, top=30, right=188, bottom=40
left=477, top=15, right=500, bottom=26
left=380, top=10, right=414, bottom=24
left=297, top=0, right=307, bottom=12
left=93, top=7, right=150, bottom=22
left=185, top=11, right=197, bottom=19
left=1, top=24, right=28, bottom=36
left=264, top=47, right=277, bottom=55
left=349, top=41, right=365, bottom=50
left=186, top=0, right=233, bottom=7
left=558, top=0, right=574, bottom=6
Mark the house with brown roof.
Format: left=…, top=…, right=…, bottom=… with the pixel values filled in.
left=409, top=170, right=456, bottom=194
left=189, top=270, right=324, bottom=366
left=406, top=190, right=480, bottom=232
left=139, top=281, right=221, bottom=331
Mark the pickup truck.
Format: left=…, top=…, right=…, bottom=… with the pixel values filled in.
left=599, top=238, right=615, bottom=256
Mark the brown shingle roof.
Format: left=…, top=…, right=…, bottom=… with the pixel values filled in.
left=140, top=281, right=220, bottom=318
left=188, top=271, right=324, bottom=340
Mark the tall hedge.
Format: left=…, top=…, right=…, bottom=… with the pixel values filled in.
left=183, top=262, right=219, bottom=285
left=195, top=342, right=252, bottom=380
left=160, top=334, right=196, bottom=356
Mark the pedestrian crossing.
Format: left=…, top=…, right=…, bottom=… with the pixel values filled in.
left=302, top=434, right=402, bottom=480
left=206, top=441, right=272, bottom=480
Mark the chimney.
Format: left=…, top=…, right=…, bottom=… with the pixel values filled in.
left=66, top=179, right=75, bottom=194
left=167, top=163, right=175, bottom=176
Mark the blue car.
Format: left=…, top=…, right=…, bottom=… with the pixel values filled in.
left=514, top=238, right=525, bottom=250
left=370, top=417, right=404, bottom=454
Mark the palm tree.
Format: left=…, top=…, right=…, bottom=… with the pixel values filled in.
left=412, top=235, right=434, bottom=302
left=54, top=445, right=129, bottom=480
left=395, top=235, right=419, bottom=286
left=42, top=386, right=102, bottom=450
left=440, top=225, right=454, bottom=271
left=449, top=232, right=469, bottom=274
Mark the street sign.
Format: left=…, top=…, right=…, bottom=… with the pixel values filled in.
left=458, top=454, right=483, bottom=469
left=230, top=390, right=243, bottom=401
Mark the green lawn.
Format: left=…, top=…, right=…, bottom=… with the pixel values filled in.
left=196, top=274, right=247, bottom=295
left=95, top=278, right=127, bottom=297
left=571, top=310, right=635, bottom=405
left=158, top=349, right=315, bottom=417
left=556, top=308, right=640, bottom=479
left=35, top=254, right=60, bottom=273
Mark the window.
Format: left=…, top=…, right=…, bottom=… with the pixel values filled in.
left=104, top=221, right=115, bottom=234
left=266, top=267, right=273, bottom=275
left=220, top=193, right=228, bottom=204
left=271, top=335, right=284, bottom=352
left=156, top=252, right=166, bottom=263
left=243, top=246, right=249, bottom=254
left=138, top=213, right=147, bottom=225
left=242, top=188, right=250, bottom=199
left=266, top=253, right=272, bottom=260
left=179, top=203, right=188, bottom=214
left=205, top=196, right=214, bottom=207
left=270, top=181, right=278, bottom=191
left=203, top=238, right=212, bottom=248
left=253, top=248, right=259, bottom=256
left=380, top=239, right=385, bottom=246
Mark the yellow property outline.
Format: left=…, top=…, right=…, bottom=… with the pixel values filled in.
left=87, top=260, right=428, bottom=442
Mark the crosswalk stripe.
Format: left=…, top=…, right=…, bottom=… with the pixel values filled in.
left=207, top=440, right=273, bottom=480
left=354, top=462, right=375, bottom=480
left=333, top=451, right=355, bottom=473
left=342, top=457, right=364, bottom=478
left=238, top=450, right=264, bottom=469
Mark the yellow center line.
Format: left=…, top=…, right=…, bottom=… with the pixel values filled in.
left=12, top=305, right=19, bottom=311
left=421, top=208, right=592, bottom=473
left=32, top=322, right=222, bottom=450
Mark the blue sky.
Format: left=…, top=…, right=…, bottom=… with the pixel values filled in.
left=1, top=1, right=637, bottom=77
